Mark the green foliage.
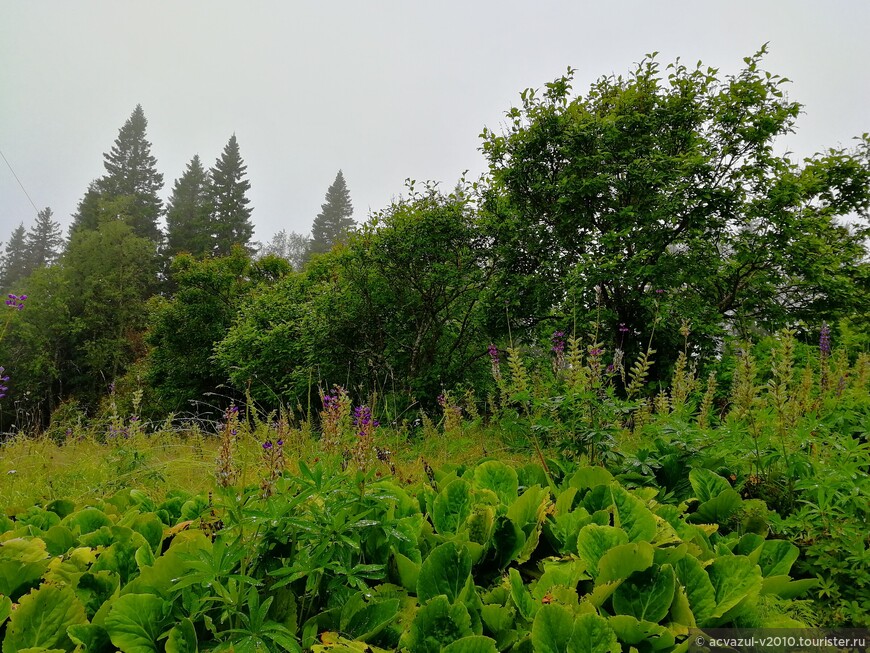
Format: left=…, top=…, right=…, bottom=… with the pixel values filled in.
left=164, top=155, right=213, bottom=259
left=308, top=169, right=355, bottom=258
left=481, top=48, right=870, bottom=368
left=209, top=134, right=253, bottom=256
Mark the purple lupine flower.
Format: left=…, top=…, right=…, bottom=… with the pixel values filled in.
left=276, top=439, right=284, bottom=447
left=5, top=293, right=26, bottom=310
left=551, top=331, right=565, bottom=355
left=618, top=323, right=629, bottom=333
left=589, top=347, right=603, bottom=357
left=820, top=323, right=832, bottom=357
left=487, top=344, right=499, bottom=364
left=262, top=440, right=273, bottom=450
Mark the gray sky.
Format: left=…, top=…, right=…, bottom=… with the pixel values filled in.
left=1, top=1, right=868, bottom=245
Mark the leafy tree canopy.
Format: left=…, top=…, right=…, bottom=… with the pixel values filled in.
left=481, top=47, right=870, bottom=362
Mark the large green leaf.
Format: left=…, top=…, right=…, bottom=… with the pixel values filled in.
left=441, top=636, right=498, bottom=653
left=406, top=595, right=472, bottom=653
left=473, top=461, right=519, bottom=505
left=568, top=613, right=620, bottom=653
left=417, top=542, right=472, bottom=604
left=568, top=467, right=613, bottom=491
left=673, top=556, right=716, bottom=627
left=2, top=585, right=87, bottom=653
left=611, top=565, right=675, bottom=623
left=506, top=486, right=549, bottom=534
left=104, top=594, right=169, bottom=653
left=597, top=542, right=654, bottom=584
left=607, top=615, right=674, bottom=650
left=62, top=508, right=112, bottom=536
left=688, top=469, right=731, bottom=503
left=75, top=571, right=120, bottom=620
left=66, top=624, right=112, bottom=653
left=707, top=556, right=762, bottom=619
left=509, top=568, right=537, bottom=620
left=754, top=540, right=800, bottom=577
left=432, top=479, right=473, bottom=535
left=531, top=604, right=574, bottom=653
left=345, top=599, right=401, bottom=641
left=164, top=619, right=197, bottom=653
left=0, top=538, right=50, bottom=599
left=609, top=485, right=656, bottom=542
left=760, top=575, right=818, bottom=599
left=689, top=489, right=742, bottom=525
left=0, top=595, right=11, bottom=627
left=576, top=525, right=628, bottom=580
left=489, top=516, right=525, bottom=569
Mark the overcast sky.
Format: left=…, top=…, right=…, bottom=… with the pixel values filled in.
left=1, top=1, right=868, bottom=246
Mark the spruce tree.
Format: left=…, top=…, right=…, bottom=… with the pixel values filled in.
left=72, top=105, right=164, bottom=242
left=309, top=170, right=354, bottom=257
left=0, top=223, right=31, bottom=290
left=166, top=155, right=213, bottom=258
left=210, top=134, right=253, bottom=256
left=25, top=207, right=63, bottom=269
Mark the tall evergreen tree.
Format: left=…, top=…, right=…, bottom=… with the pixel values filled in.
left=69, top=182, right=103, bottom=236
left=0, top=223, right=31, bottom=290
left=100, top=104, right=164, bottom=241
left=165, top=155, right=213, bottom=258
left=69, top=105, right=164, bottom=242
left=25, top=207, right=63, bottom=269
left=308, top=170, right=355, bottom=257
left=210, top=134, right=253, bottom=256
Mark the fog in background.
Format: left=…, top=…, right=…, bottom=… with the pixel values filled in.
left=2, top=1, right=868, bottom=243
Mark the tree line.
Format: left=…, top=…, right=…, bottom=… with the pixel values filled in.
left=1, top=49, right=867, bottom=428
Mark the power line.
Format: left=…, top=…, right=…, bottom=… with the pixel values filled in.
left=0, top=145, right=40, bottom=215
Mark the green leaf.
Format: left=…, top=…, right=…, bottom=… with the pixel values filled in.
left=597, top=541, right=654, bottom=584
left=531, top=604, right=574, bottom=653
left=688, top=469, right=731, bottom=503
left=164, top=618, right=197, bottom=653
left=0, top=595, right=11, bottom=627
left=611, top=564, right=676, bottom=623
left=2, top=585, right=87, bottom=653
left=473, top=461, right=519, bottom=505
left=689, top=489, right=742, bottom=525
left=760, top=575, right=818, bottom=599
left=509, top=568, right=538, bottom=620
left=576, top=525, right=628, bottom=580
left=707, top=556, right=762, bottom=619
left=74, top=571, right=120, bottom=619
left=432, top=479, right=473, bottom=535
left=42, top=526, right=76, bottom=557
left=567, top=613, right=620, bottom=653
left=609, top=484, right=657, bottom=542
left=506, top=486, right=549, bottom=533
left=417, top=542, right=472, bottom=604
left=0, top=537, right=50, bottom=599
left=45, top=500, right=77, bottom=519
left=104, top=594, right=169, bottom=653
left=126, top=513, right=163, bottom=553
left=406, top=595, right=472, bottom=653
left=673, top=556, right=717, bottom=627
left=392, top=551, right=421, bottom=592
left=607, top=615, right=674, bottom=650
left=66, top=624, right=112, bottom=653
left=441, top=636, right=498, bottom=653
left=755, top=540, right=799, bottom=577
left=63, top=508, right=112, bottom=536
left=345, top=599, right=401, bottom=641
left=489, top=516, right=525, bottom=569
left=568, top=467, right=613, bottom=491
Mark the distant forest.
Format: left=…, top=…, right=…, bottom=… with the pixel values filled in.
left=1, top=49, right=867, bottom=429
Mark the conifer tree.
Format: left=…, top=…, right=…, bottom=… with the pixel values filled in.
left=69, top=182, right=103, bottom=236
left=100, top=104, right=164, bottom=241
left=309, top=170, right=355, bottom=257
left=165, top=155, right=213, bottom=258
left=0, top=223, right=30, bottom=290
left=25, top=207, right=63, bottom=269
left=210, top=134, right=253, bottom=256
